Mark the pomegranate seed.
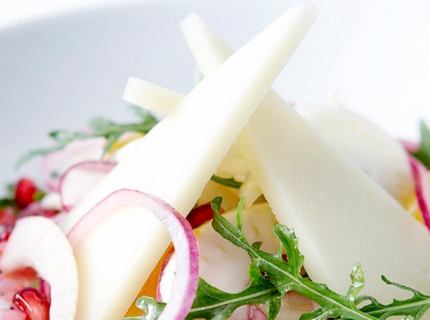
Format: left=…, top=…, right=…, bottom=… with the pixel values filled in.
left=187, top=202, right=225, bottom=229
left=17, top=202, right=58, bottom=220
left=0, top=224, right=14, bottom=242
left=14, top=179, right=38, bottom=210
left=12, top=287, right=50, bottom=320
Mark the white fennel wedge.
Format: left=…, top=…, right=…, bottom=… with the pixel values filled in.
left=59, top=3, right=318, bottom=320
left=0, top=216, right=78, bottom=320
left=122, top=14, right=414, bottom=205
left=179, top=12, right=430, bottom=302
left=296, top=104, right=414, bottom=204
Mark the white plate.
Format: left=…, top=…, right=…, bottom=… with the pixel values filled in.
left=1, top=0, right=430, bottom=191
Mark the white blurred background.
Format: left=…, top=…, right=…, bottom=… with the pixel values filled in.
left=1, top=0, right=140, bottom=29
left=1, top=0, right=430, bottom=192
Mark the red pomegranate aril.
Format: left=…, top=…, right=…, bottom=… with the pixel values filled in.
left=17, top=202, right=59, bottom=220
left=187, top=202, right=224, bottom=229
left=0, top=225, right=14, bottom=242
left=14, top=179, right=38, bottom=210
left=12, top=287, right=50, bottom=320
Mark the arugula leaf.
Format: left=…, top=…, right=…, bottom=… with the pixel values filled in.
left=124, top=265, right=280, bottom=320
left=358, top=276, right=430, bottom=319
left=212, top=200, right=376, bottom=320
left=210, top=175, right=243, bottom=189
left=0, top=198, right=14, bottom=209
left=412, top=121, right=430, bottom=168
left=126, top=198, right=430, bottom=320
left=124, top=297, right=165, bottom=320
left=187, top=266, right=280, bottom=319
left=0, top=183, right=15, bottom=209
left=15, top=107, right=159, bottom=169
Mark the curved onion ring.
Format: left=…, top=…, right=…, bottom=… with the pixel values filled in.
left=58, top=161, right=116, bottom=211
left=67, top=189, right=199, bottom=320
left=409, top=157, right=430, bottom=231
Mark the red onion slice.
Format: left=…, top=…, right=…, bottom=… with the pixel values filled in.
left=409, top=157, right=430, bottom=231
left=67, top=189, right=199, bottom=320
left=156, top=248, right=175, bottom=302
left=58, top=161, right=116, bottom=211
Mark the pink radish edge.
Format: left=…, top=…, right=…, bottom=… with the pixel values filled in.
left=409, top=156, right=430, bottom=231
left=42, top=138, right=107, bottom=192
left=400, top=139, right=419, bottom=154
left=58, top=161, right=117, bottom=211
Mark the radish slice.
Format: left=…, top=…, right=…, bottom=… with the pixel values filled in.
left=409, top=157, right=430, bottom=231
left=67, top=189, right=199, bottom=320
left=0, top=217, right=79, bottom=320
left=158, top=202, right=279, bottom=320
left=158, top=202, right=315, bottom=319
left=248, top=305, right=267, bottom=320
left=42, top=138, right=107, bottom=191
left=59, top=161, right=116, bottom=211
left=255, top=291, right=316, bottom=319
left=157, top=203, right=278, bottom=301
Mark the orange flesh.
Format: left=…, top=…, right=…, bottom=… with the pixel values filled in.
left=124, top=245, right=173, bottom=317
left=108, top=132, right=144, bottom=155
left=123, top=203, right=223, bottom=316
left=405, top=193, right=424, bottom=224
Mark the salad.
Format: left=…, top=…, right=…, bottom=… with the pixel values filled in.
left=2, top=2, right=430, bottom=319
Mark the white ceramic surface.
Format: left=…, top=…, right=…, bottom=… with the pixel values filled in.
left=1, top=0, right=430, bottom=192
left=0, top=0, right=141, bottom=29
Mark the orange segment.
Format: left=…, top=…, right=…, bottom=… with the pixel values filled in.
left=124, top=244, right=173, bottom=317
left=404, top=193, right=424, bottom=224
left=108, top=132, right=144, bottom=155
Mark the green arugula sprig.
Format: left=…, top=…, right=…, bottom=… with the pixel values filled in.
left=412, top=121, right=430, bottom=169
left=357, top=277, right=430, bottom=319
left=0, top=183, right=15, bottom=209
left=125, top=266, right=280, bottom=320
left=210, top=175, right=243, bottom=189
left=15, top=107, right=159, bottom=169
left=14, top=107, right=241, bottom=189
left=125, top=198, right=430, bottom=320
left=210, top=198, right=375, bottom=320
left=4, top=109, right=158, bottom=200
